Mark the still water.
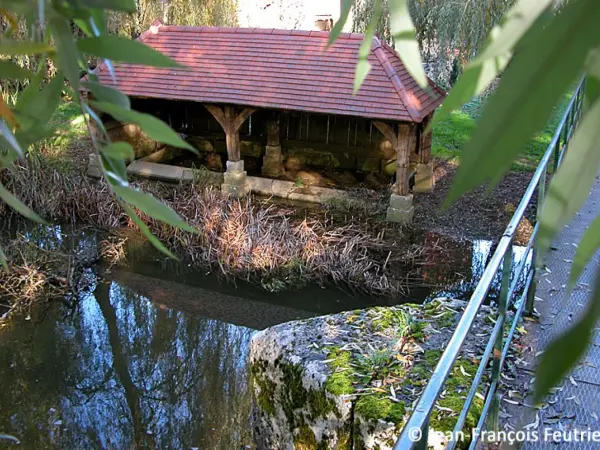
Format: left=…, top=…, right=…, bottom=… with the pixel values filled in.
left=0, top=272, right=258, bottom=449
left=0, top=226, right=531, bottom=448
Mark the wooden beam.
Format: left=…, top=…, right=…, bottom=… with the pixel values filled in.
left=233, top=107, right=257, bottom=132
left=204, top=104, right=227, bottom=130
left=373, top=121, right=398, bottom=149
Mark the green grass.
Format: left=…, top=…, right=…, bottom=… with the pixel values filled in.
left=36, top=99, right=87, bottom=173
left=432, top=91, right=573, bottom=172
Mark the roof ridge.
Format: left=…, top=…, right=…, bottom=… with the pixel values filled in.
left=372, top=37, right=422, bottom=123
left=137, top=19, right=163, bottom=43
left=153, top=24, right=365, bottom=40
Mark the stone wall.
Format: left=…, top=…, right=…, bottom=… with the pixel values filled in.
left=186, top=135, right=399, bottom=177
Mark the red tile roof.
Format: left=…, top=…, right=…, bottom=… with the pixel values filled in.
left=93, top=22, right=445, bottom=123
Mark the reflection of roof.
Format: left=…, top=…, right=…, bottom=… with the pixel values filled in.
left=94, top=21, right=445, bottom=122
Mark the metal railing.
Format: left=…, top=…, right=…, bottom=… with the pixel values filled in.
left=394, top=79, right=586, bottom=450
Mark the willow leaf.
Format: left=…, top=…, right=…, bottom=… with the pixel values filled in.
left=447, top=0, right=600, bottom=205
left=89, top=101, right=195, bottom=152
left=112, top=185, right=197, bottom=234
left=0, top=60, right=33, bottom=79
left=354, top=0, right=381, bottom=94
left=327, top=0, right=353, bottom=46
left=49, top=15, right=81, bottom=91
left=121, top=204, right=177, bottom=260
left=568, top=214, right=600, bottom=292
left=83, top=81, right=130, bottom=110
left=389, top=0, right=427, bottom=88
left=77, top=36, right=181, bottom=68
left=0, top=182, right=47, bottom=224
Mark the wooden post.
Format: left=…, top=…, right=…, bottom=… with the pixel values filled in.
left=396, top=124, right=413, bottom=195
left=204, top=104, right=256, bottom=162
left=419, top=114, right=433, bottom=164
left=373, top=120, right=412, bottom=195
left=267, top=113, right=280, bottom=147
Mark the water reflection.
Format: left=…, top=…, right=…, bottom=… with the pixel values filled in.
left=413, top=232, right=532, bottom=303
left=0, top=273, right=254, bottom=449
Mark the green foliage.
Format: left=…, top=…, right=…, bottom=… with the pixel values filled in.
left=89, top=101, right=195, bottom=152
left=388, top=0, right=426, bottom=88
left=0, top=60, right=32, bottom=79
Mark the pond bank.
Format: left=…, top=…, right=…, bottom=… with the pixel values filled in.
left=1, top=153, right=535, bottom=303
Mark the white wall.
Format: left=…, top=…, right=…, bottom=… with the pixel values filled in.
left=237, top=0, right=353, bottom=31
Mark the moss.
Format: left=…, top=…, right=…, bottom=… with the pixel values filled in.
left=428, top=358, right=485, bottom=447
left=325, top=347, right=355, bottom=396
left=294, top=424, right=318, bottom=450
left=250, top=362, right=277, bottom=416
left=280, top=362, right=338, bottom=431
left=355, top=395, right=406, bottom=425
left=424, top=349, right=443, bottom=367
left=436, top=310, right=457, bottom=329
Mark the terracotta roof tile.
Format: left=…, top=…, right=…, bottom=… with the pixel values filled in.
left=92, top=23, right=445, bottom=123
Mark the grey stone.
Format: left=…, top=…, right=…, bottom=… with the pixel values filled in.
left=87, top=154, right=102, bottom=178
left=226, top=160, right=245, bottom=173
left=413, top=162, right=435, bottom=193
left=221, top=180, right=250, bottom=197
left=386, top=205, right=415, bottom=224
left=223, top=170, right=248, bottom=185
left=265, top=145, right=282, bottom=157
left=249, top=300, right=487, bottom=449
left=389, top=193, right=414, bottom=210
left=262, top=145, right=285, bottom=178
left=222, top=161, right=250, bottom=197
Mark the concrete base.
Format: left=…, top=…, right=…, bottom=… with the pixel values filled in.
left=261, top=145, right=284, bottom=178
left=413, top=162, right=435, bottom=193
left=386, top=193, right=414, bottom=224
left=221, top=160, right=250, bottom=197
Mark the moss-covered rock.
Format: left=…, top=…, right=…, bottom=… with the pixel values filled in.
left=250, top=299, right=493, bottom=450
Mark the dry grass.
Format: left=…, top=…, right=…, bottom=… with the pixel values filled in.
left=1, top=155, right=419, bottom=295
left=0, top=233, right=93, bottom=320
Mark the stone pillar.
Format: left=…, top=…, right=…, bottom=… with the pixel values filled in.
left=262, top=115, right=284, bottom=178
left=386, top=193, right=414, bottom=224
left=87, top=154, right=102, bottom=178
left=221, top=160, right=250, bottom=197
left=413, top=162, right=435, bottom=193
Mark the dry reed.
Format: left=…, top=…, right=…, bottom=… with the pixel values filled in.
left=1, top=155, right=417, bottom=295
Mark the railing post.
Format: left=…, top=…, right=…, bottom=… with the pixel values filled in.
left=526, top=166, right=546, bottom=314
left=414, top=418, right=429, bottom=450
left=487, top=245, right=513, bottom=432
